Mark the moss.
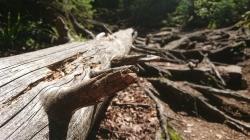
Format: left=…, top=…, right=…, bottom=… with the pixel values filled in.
left=158, top=124, right=183, bottom=140
left=167, top=126, right=183, bottom=140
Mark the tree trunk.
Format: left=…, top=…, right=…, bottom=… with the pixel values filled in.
left=0, top=29, right=135, bottom=140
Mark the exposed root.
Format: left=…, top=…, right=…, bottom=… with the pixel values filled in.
left=143, top=87, right=170, bottom=140
left=148, top=78, right=250, bottom=135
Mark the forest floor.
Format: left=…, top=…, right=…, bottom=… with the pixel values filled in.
left=95, top=26, right=250, bottom=140
left=1, top=25, right=249, bottom=140
left=95, top=61, right=250, bottom=140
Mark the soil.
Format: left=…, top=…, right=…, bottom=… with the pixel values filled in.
left=95, top=35, right=250, bottom=139
left=96, top=78, right=160, bottom=139
left=164, top=103, right=248, bottom=140
left=95, top=77, right=250, bottom=140
left=1, top=27, right=249, bottom=140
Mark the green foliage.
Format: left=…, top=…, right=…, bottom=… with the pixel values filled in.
left=0, top=12, right=58, bottom=51
left=237, top=11, right=250, bottom=29
left=94, top=0, right=178, bottom=27
left=167, top=126, right=183, bottom=140
left=194, top=0, right=235, bottom=28
left=0, top=0, right=249, bottom=54
left=165, top=0, right=193, bottom=27
left=94, top=0, right=120, bottom=9
left=167, top=0, right=250, bottom=28
left=0, top=0, right=94, bottom=51
left=43, top=0, right=94, bottom=22
left=128, top=0, right=177, bottom=27
left=72, top=0, right=94, bottom=19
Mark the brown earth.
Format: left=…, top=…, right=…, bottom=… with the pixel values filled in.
left=95, top=76, right=250, bottom=140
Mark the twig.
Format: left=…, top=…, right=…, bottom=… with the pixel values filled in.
left=111, top=54, right=166, bottom=67
left=84, top=19, right=112, bottom=34
left=69, top=14, right=95, bottom=39
left=112, top=102, right=151, bottom=109
left=89, top=65, right=138, bottom=78
left=99, top=127, right=133, bottom=136
left=202, top=56, right=226, bottom=87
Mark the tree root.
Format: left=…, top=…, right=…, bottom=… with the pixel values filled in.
left=144, top=87, right=170, bottom=140
left=148, top=78, right=250, bottom=135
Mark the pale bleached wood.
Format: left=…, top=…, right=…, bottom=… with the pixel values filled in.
left=0, top=29, right=134, bottom=140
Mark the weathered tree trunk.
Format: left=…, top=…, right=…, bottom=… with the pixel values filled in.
left=0, top=29, right=135, bottom=140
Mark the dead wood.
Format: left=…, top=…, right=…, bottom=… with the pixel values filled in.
left=111, top=54, right=165, bottom=67
left=131, top=45, right=185, bottom=64
left=69, top=14, right=95, bottom=39
left=42, top=67, right=137, bottom=140
left=163, top=30, right=209, bottom=50
left=89, top=65, right=138, bottom=78
left=0, top=29, right=134, bottom=140
left=163, top=37, right=190, bottom=50
left=54, top=16, right=71, bottom=44
left=148, top=31, right=180, bottom=46
left=83, top=19, right=113, bottom=34
left=112, top=102, right=151, bottom=109
left=133, top=25, right=248, bottom=65
left=133, top=42, right=246, bottom=65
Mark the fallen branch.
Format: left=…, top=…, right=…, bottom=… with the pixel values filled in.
left=111, top=54, right=166, bottom=67
left=70, top=14, right=95, bottom=39
left=84, top=19, right=112, bottom=34
left=112, top=102, right=151, bottom=109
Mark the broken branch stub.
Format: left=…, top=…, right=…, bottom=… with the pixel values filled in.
left=41, top=67, right=137, bottom=140
left=42, top=67, right=137, bottom=116
left=0, top=28, right=135, bottom=140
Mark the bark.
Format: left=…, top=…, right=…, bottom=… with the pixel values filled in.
left=0, top=29, right=135, bottom=140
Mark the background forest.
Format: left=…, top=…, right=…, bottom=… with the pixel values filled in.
left=0, top=0, right=250, bottom=54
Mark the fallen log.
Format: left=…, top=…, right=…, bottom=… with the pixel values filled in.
left=0, top=29, right=135, bottom=140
